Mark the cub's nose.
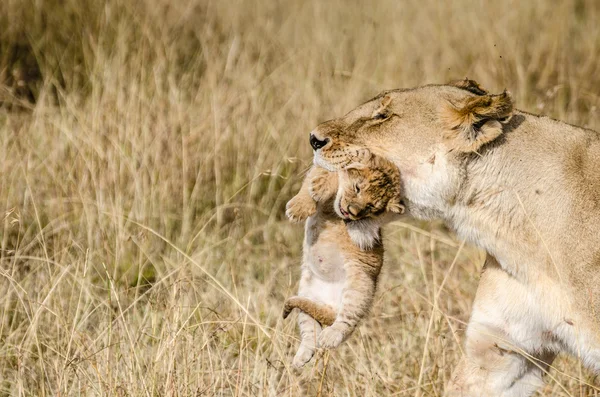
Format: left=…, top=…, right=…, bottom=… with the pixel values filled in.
left=309, top=134, right=329, bottom=150
left=348, top=204, right=361, bottom=217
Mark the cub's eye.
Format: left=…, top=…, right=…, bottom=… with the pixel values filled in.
left=354, top=184, right=360, bottom=194
left=373, top=112, right=388, bottom=120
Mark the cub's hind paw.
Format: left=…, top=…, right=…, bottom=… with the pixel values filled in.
left=286, top=195, right=316, bottom=223
left=318, top=325, right=346, bottom=349
left=292, top=345, right=315, bottom=368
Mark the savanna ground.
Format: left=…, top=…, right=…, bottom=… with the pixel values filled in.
left=0, top=0, right=599, bottom=395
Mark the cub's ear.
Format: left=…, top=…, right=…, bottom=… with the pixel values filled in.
left=343, top=162, right=367, bottom=179
left=449, top=78, right=488, bottom=96
left=352, top=147, right=371, bottom=164
left=386, top=199, right=405, bottom=214
left=345, top=162, right=367, bottom=171
left=442, top=90, right=514, bottom=153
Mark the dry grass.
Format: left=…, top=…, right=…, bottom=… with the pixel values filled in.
left=0, top=0, right=599, bottom=395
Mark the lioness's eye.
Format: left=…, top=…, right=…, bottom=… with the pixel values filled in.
left=354, top=184, right=360, bottom=194
left=373, top=112, right=388, bottom=120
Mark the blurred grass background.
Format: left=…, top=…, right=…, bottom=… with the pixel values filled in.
left=0, top=0, right=599, bottom=395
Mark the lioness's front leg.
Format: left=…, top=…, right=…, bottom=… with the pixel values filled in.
left=446, top=256, right=556, bottom=397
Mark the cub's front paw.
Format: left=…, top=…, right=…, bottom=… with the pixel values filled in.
left=286, top=195, right=316, bottom=223
left=318, top=324, right=347, bottom=349
left=308, top=173, right=334, bottom=202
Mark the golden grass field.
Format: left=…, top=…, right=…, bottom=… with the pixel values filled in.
left=1, top=0, right=599, bottom=395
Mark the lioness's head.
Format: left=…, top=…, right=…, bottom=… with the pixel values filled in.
left=335, top=155, right=404, bottom=221
left=310, top=79, right=514, bottom=217
left=311, top=79, right=513, bottom=169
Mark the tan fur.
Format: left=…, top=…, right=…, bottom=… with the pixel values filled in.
left=336, top=155, right=404, bottom=220
left=282, top=296, right=336, bottom=327
left=442, top=90, right=514, bottom=152
left=283, top=156, right=402, bottom=368
left=448, top=78, right=489, bottom=96
left=307, top=79, right=600, bottom=395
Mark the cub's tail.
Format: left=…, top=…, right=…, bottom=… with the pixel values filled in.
left=282, top=296, right=336, bottom=327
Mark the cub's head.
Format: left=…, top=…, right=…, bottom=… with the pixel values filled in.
left=334, top=155, right=404, bottom=221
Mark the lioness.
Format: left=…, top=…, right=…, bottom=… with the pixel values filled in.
left=284, top=155, right=403, bottom=367
left=307, top=79, right=600, bottom=396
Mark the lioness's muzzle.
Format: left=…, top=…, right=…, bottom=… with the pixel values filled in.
left=309, top=134, right=329, bottom=150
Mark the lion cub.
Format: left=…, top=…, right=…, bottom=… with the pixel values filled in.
left=284, top=155, right=403, bottom=367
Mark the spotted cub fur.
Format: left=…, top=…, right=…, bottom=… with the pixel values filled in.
left=283, top=155, right=403, bottom=367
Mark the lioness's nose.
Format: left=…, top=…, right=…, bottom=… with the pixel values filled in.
left=310, top=134, right=329, bottom=150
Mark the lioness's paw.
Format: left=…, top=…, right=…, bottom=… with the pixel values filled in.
left=286, top=196, right=316, bottom=222
left=292, top=345, right=315, bottom=368
left=309, top=173, right=333, bottom=202
left=318, top=325, right=346, bottom=349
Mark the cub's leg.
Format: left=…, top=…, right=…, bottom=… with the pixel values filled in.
left=288, top=265, right=330, bottom=368
left=293, top=311, right=323, bottom=368
left=318, top=260, right=380, bottom=349
left=446, top=256, right=556, bottom=397
left=286, top=166, right=337, bottom=222
left=286, top=173, right=317, bottom=223
left=307, top=166, right=338, bottom=202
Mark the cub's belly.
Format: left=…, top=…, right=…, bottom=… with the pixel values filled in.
left=304, top=241, right=346, bottom=282
left=301, top=214, right=349, bottom=307
left=302, top=242, right=346, bottom=308
left=303, top=215, right=349, bottom=282
left=301, top=276, right=344, bottom=309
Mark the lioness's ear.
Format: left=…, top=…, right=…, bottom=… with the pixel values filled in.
left=442, top=90, right=514, bottom=153
left=371, top=94, right=392, bottom=118
left=449, top=78, right=488, bottom=96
